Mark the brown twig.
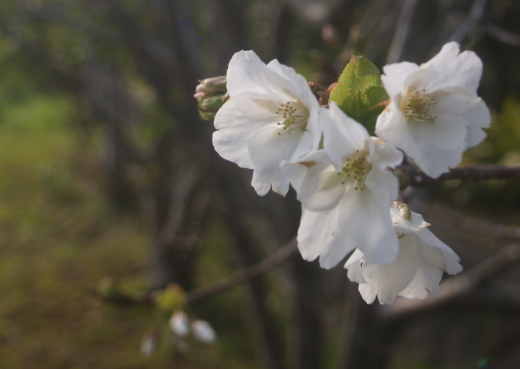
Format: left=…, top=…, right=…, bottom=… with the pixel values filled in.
left=485, top=23, right=520, bottom=47
left=187, top=238, right=298, bottom=304
left=426, top=204, right=520, bottom=240
left=399, top=163, right=520, bottom=188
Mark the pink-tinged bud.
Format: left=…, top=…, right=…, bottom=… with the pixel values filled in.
left=191, top=320, right=216, bottom=343
left=194, top=76, right=228, bottom=121
left=169, top=310, right=190, bottom=337
left=195, top=76, right=227, bottom=96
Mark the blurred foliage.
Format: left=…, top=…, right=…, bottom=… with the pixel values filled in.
left=0, top=83, right=257, bottom=368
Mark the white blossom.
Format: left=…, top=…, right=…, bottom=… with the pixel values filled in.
left=376, top=42, right=491, bottom=178
left=169, top=310, right=190, bottom=337
left=345, top=203, right=463, bottom=304
left=191, top=320, right=217, bottom=343
left=281, top=104, right=403, bottom=267
left=213, top=50, right=322, bottom=196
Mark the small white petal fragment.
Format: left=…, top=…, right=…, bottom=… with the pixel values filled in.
left=345, top=203, right=463, bottom=304
left=169, top=310, right=190, bottom=337
left=191, top=320, right=217, bottom=344
left=376, top=42, right=491, bottom=178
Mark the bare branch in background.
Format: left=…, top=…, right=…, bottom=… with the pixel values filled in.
left=399, top=163, right=520, bottom=188
left=156, top=168, right=202, bottom=250
left=424, top=204, right=520, bottom=240
left=448, top=0, right=489, bottom=44
left=187, top=238, right=298, bottom=303
left=386, top=0, right=418, bottom=64
left=486, top=23, right=520, bottom=46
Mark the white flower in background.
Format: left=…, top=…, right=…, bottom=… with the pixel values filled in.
left=376, top=42, right=491, bottom=178
left=191, top=320, right=217, bottom=343
left=169, top=310, right=190, bottom=337
left=213, top=50, right=322, bottom=196
left=345, top=202, right=463, bottom=304
left=281, top=103, right=403, bottom=267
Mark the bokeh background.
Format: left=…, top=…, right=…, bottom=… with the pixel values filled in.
left=1, top=0, right=520, bottom=368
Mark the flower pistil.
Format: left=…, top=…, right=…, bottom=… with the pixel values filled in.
left=338, top=149, right=371, bottom=190
left=400, top=88, right=436, bottom=123
left=276, top=100, right=309, bottom=135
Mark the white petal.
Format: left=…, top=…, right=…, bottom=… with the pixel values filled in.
left=464, top=99, right=491, bottom=147
left=267, top=59, right=319, bottom=109
left=359, top=283, right=378, bottom=304
left=386, top=110, right=468, bottom=178
left=281, top=150, right=345, bottom=211
left=365, top=166, right=399, bottom=201
left=248, top=124, right=307, bottom=196
left=297, top=205, right=355, bottom=269
left=426, top=44, right=483, bottom=93
left=424, top=42, right=460, bottom=69
left=322, top=103, right=370, bottom=169
left=213, top=91, right=284, bottom=168
left=338, top=189, right=398, bottom=264
left=368, top=137, right=403, bottom=169
left=416, top=228, right=463, bottom=275
left=345, top=249, right=367, bottom=283
left=227, top=51, right=294, bottom=99
left=381, top=62, right=421, bottom=97
left=365, top=139, right=401, bottom=200
left=362, top=237, right=421, bottom=304
left=398, top=235, right=444, bottom=298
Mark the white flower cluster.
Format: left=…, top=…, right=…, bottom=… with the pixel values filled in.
left=212, top=43, right=490, bottom=304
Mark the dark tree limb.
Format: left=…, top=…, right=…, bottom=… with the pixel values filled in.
left=187, top=238, right=298, bottom=304
left=399, top=163, right=520, bottom=188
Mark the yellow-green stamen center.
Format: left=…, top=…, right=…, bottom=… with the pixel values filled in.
left=276, top=100, right=309, bottom=135
left=338, top=149, right=372, bottom=191
left=400, top=88, right=436, bottom=122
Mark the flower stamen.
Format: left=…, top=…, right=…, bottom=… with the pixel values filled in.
left=400, top=88, right=436, bottom=122
left=276, top=100, right=309, bottom=135
left=340, top=149, right=371, bottom=190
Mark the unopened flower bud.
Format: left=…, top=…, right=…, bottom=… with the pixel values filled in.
left=393, top=201, right=411, bottom=221
left=191, top=320, right=216, bottom=343
left=194, top=76, right=228, bottom=121
left=195, top=76, right=227, bottom=95
left=169, top=310, right=190, bottom=337
left=140, top=329, right=160, bottom=356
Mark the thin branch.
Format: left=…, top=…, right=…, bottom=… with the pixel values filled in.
left=399, top=163, right=520, bottom=188
left=426, top=204, right=520, bottom=240
left=386, top=0, right=418, bottom=64
left=156, top=167, right=201, bottom=249
left=486, top=23, right=520, bottom=47
left=448, top=0, right=488, bottom=43
left=187, top=238, right=298, bottom=304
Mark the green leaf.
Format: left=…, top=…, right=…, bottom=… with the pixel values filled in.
left=329, top=56, right=389, bottom=133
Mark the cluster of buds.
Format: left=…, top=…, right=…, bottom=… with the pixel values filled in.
left=140, top=285, right=217, bottom=356
left=194, top=76, right=229, bottom=121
